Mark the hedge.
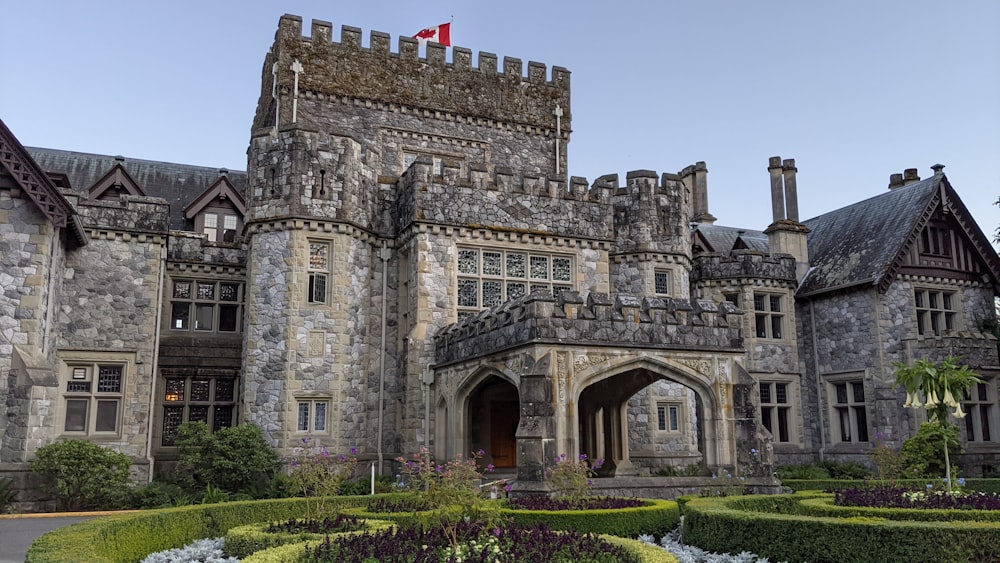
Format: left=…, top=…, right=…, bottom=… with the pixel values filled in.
left=682, top=494, right=1000, bottom=563
left=25, top=494, right=412, bottom=563
left=501, top=498, right=679, bottom=538
left=224, top=518, right=395, bottom=558
left=782, top=478, right=1000, bottom=493
left=240, top=530, right=680, bottom=563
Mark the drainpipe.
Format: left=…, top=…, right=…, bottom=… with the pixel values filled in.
left=809, top=299, right=826, bottom=461
left=145, top=243, right=167, bottom=482
left=377, top=242, right=390, bottom=474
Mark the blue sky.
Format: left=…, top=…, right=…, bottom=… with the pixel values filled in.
left=3, top=1, right=998, bottom=239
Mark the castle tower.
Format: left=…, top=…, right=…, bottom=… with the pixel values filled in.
left=243, top=15, right=574, bottom=459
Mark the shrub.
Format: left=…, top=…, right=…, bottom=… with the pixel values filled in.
left=174, top=422, right=280, bottom=494
left=902, top=421, right=961, bottom=478
left=821, top=460, right=872, bottom=480
left=776, top=463, right=830, bottom=480
left=30, top=439, right=131, bottom=511
left=548, top=453, right=603, bottom=499
left=870, top=432, right=907, bottom=480
left=286, top=436, right=357, bottom=517
left=130, top=480, right=196, bottom=509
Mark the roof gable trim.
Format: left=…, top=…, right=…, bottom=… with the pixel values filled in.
left=182, top=176, right=247, bottom=219
left=88, top=163, right=146, bottom=199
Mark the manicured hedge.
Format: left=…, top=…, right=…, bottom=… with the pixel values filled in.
left=25, top=494, right=412, bottom=563
left=240, top=531, right=680, bottom=563
left=501, top=498, right=679, bottom=538
left=682, top=494, right=1000, bottom=563
left=224, top=518, right=395, bottom=558
left=782, top=478, right=1000, bottom=493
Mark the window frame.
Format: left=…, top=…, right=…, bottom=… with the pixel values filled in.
left=656, top=401, right=683, bottom=433
left=828, top=377, right=870, bottom=445
left=59, top=355, right=130, bottom=438
left=308, top=241, right=331, bottom=305
left=456, top=247, right=574, bottom=319
left=759, top=380, right=794, bottom=443
left=753, top=292, right=785, bottom=340
left=913, top=287, right=957, bottom=337
left=169, top=279, right=243, bottom=333
left=160, top=375, right=238, bottom=447
left=963, top=379, right=996, bottom=443
left=295, top=398, right=331, bottom=434
left=654, top=270, right=671, bottom=296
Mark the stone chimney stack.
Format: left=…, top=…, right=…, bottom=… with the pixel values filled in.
left=764, top=155, right=810, bottom=283
left=888, top=168, right=923, bottom=190
left=888, top=173, right=905, bottom=190
left=902, top=168, right=921, bottom=186
left=690, top=161, right=717, bottom=225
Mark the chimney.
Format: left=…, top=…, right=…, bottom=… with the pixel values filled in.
left=764, top=156, right=810, bottom=283
left=902, top=168, right=921, bottom=186
left=931, top=164, right=945, bottom=176
left=691, top=161, right=716, bottom=225
left=768, top=156, right=785, bottom=222
left=888, top=173, right=905, bottom=190
left=782, top=158, right=799, bottom=222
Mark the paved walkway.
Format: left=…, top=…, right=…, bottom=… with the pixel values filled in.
left=0, top=514, right=99, bottom=563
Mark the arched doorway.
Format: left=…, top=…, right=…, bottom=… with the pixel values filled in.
left=466, top=376, right=520, bottom=469
left=576, top=360, right=719, bottom=477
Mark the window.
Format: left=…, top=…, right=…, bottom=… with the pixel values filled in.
left=170, top=280, right=242, bottom=332
left=724, top=293, right=740, bottom=308
left=964, top=380, right=995, bottom=443
left=914, top=288, right=956, bottom=336
left=753, top=293, right=784, bottom=339
left=403, top=152, right=444, bottom=176
left=308, top=242, right=330, bottom=304
left=654, top=270, right=671, bottom=295
left=456, top=247, right=573, bottom=319
left=201, top=212, right=239, bottom=242
left=62, top=363, right=124, bottom=435
left=296, top=399, right=329, bottom=433
left=161, top=376, right=237, bottom=446
left=759, top=382, right=791, bottom=443
left=657, top=402, right=681, bottom=432
left=832, top=380, right=869, bottom=443
left=919, top=226, right=952, bottom=257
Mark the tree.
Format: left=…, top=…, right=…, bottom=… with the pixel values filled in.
left=895, top=356, right=981, bottom=490
left=174, top=422, right=280, bottom=494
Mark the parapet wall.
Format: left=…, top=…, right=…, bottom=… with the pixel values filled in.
left=690, top=251, right=797, bottom=283
left=434, top=290, right=744, bottom=366
left=76, top=195, right=170, bottom=234
left=254, top=14, right=571, bottom=134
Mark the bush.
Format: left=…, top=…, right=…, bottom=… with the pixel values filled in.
left=30, top=440, right=131, bottom=511
left=776, top=463, right=830, bottom=480
left=130, top=481, right=195, bottom=509
left=902, top=421, right=961, bottom=478
left=174, top=422, right=280, bottom=494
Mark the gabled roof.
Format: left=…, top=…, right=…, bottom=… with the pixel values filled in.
left=88, top=163, right=146, bottom=199
left=798, top=174, right=1000, bottom=297
left=182, top=175, right=246, bottom=220
left=25, top=147, right=248, bottom=231
left=0, top=118, right=87, bottom=247
left=693, top=224, right=769, bottom=253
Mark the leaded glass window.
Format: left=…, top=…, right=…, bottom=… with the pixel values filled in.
left=456, top=247, right=575, bottom=318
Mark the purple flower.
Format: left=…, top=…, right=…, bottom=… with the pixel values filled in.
left=504, top=484, right=513, bottom=492
left=339, top=454, right=346, bottom=462
left=301, top=437, right=309, bottom=444
left=487, top=463, right=495, bottom=472
left=579, top=453, right=588, bottom=461
left=477, top=449, right=486, bottom=456
left=321, top=446, right=330, bottom=457
left=350, top=447, right=358, bottom=455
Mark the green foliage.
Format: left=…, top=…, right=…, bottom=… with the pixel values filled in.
left=225, top=518, right=395, bottom=559
left=200, top=484, right=231, bottom=504
left=870, top=434, right=908, bottom=480
left=902, top=421, right=961, bottom=478
left=30, top=440, right=131, bottom=511
left=286, top=436, right=357, bottom=517
left=776, top=463, right=831, bottom=480
left=502, top=498, right=679, bottom=539
left=548, top=453, right=603, bottom=499
left=174, top=422, right=280, bottom=494
left=130, top=480, right=195, bottom=509
left=682, top=493, right=1000, bottom=563
left=699, top=468, right=746, bottom=497
left=0, top=477, right=16, bottom=513
left=339, top=474, right=395, bottom=496
left=25, top=493, right=412, bottom=563
left=895, top=357, right=981, bottom=423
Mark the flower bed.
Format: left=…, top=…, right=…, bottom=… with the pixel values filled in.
left=224, top=517, right=394, bottom=558
left=835, top=484, right=1000, bottom=510
left=682, top=493, right=1000, bottom=563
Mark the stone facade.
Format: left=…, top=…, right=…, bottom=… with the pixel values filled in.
left=2, top=13, right=1000, bottom=509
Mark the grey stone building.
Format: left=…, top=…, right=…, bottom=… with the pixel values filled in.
left=2, top=14, right=999, bottom=498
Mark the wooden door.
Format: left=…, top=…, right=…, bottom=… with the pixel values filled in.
left=490, top=402, right=518, bottom=467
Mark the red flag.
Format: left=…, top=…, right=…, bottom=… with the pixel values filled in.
left=413, top=22, right=451, bottom=47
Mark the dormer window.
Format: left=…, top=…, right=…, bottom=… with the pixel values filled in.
left=183, top=175, right=246, bottom=243
left=202, top=212, right=239, bottom=242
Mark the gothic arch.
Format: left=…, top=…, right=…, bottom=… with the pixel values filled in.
left=570, top=355, right=728, bottom=473
left=441, top=364, right=521, bottom=468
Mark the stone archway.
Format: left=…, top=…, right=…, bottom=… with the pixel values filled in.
left=446, top=368, right=522, bottom=470
left=573, top=357, right=725, bottom=476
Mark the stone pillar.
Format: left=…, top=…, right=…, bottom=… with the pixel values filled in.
left=782, top=159, right=799, bottom=222
left=511, top=353, right=556, bottom=497
left=768, top=156, right=785, bottom=222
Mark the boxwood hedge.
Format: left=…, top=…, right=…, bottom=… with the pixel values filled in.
left=683, top=493, right=1000, bottom=563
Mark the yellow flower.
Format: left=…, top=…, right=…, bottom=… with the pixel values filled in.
left=943, top=388, right=959, bottom=408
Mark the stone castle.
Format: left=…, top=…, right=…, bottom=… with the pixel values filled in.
left=2, top=14, right=999, bottom=499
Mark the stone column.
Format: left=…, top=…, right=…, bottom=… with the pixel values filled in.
left=511, top=353, right=556, bottom=497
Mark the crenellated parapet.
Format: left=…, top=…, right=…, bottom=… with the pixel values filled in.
left=434, top=290, right=743, bottom=366
left=395, top=156, right=613, bottom=239
left=690, top=250, right=797, bottom=284
left=253, top=15, right=571, bottom=135
left=609, top=169, right=691, bottom=256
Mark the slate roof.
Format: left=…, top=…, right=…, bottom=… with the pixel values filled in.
left=25, top=147, right=248, bottom=231
left=694, top=224, right=769, bottom=253
left=797, top=176, right=940, bottom=297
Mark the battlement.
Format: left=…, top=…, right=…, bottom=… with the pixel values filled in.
left=253, top=14, right=571, bottom=133
left=434, top=290, right=744, bottom=366
left=690, top=250, right=797, bottom=283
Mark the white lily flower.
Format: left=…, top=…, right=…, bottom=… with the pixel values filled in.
left=943, top=388, right=959, bottom=408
